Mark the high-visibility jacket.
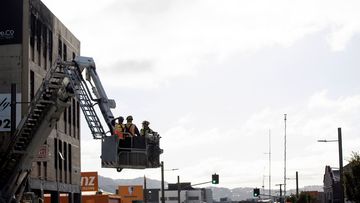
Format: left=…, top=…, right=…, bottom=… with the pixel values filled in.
left=125, top=123, right=140, bottom=137
left=115, top=123, right=125, bottom=139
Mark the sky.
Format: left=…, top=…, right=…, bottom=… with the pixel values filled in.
left=42, top=0, right=360, bottom=191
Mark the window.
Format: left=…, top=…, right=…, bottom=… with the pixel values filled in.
left=72, top=99, right=76, bottom=137
left=64, top=110, right=67, bottom=134
left=54, top=138, right=58, bottom=169
left=30, top=13, right=35, bottom=61
left=59, top=140, right=63, bottom=182
left=64, top=142, right=67, bottom=183
left=30, top=71, right=34, bottom=101
left=58, top=38, right=62, bottom=59
left=42, top=25, right=47, bottom=69
left=58, top=140, right=62, bottom=169
left=49, top=31, right=53, bottom=62
left=30, top=13, right=35, bottom=47
left=63, top=43, right=67, bottom=61
left=36, top=19, right=42, bottom=66
left=68, top=143, right=72, bottom=183
left=43, top=161, right=47, bottom=180
left=54, top=138, right=59, bottom=181
left=37, top=162, right=41, bottom=177
left=187, top=197, right=199, bottom=200
left=68, top=104, right=71, bottom=136
left=169, top=197, right=178, bottom=201
left=63, top=142, right=67, bottom=170
left=76, top=101, right=80, bottom=139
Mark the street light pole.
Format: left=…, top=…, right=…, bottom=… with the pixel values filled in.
left=144, top=176, right=147, bottom=203
left=161, top=162, right=179, bottom=203
left=296, top=171, right=299, bottom=198
left=275, top=184, right=283, bottom=203
left=161, top=161, right=165, bottom=203
left=283, top=114, right=287, bottom=199
left=177, top=176, right=180, bottom=203
left=338, top=128, right=344, bottom=203
left=317, top=128, right=344, bottom=203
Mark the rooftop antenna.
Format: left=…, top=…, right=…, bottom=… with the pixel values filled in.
left=262, top=174, right=265, bottom=194
left=284, top=114, right=287, bottom=200
left=269, top=129, right=272, bottom=198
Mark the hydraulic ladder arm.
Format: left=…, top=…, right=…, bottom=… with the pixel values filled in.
left=0, top=56, right=162, bottom=202
left=0, top=60, right=75, bottom=202
left=0, top=57, right=113, bottom=202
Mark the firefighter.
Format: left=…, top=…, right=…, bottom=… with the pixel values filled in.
left=125, top=115, right=140, bottom=136
left=140, top=120, right=154, bottom=137
left=114, top=116, right=125, bottom=139
left=111, top=119, right=116, bottom=135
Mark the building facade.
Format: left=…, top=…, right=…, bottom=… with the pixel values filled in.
left=155, top=183, right=213, bottom=203
left=323, top=166, right=341, bottom=203
left=0, top=0, right=81, bottom=202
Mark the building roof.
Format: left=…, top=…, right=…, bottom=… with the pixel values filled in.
left=168, top=183, right=195, bottom=190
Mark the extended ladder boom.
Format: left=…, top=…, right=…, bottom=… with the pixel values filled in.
left=63, top=56, right=116, bottom=138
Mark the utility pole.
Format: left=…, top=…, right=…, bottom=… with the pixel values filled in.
left=144, top=176, right=147, bottom=203
left=338, top=128, right=344, bottom=203
left=284, top=114, right=287, bottom=199
left=296, top=171, right=299, bottom=198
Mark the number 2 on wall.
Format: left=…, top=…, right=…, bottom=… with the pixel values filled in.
left=0, top=119, right=11, bottom=128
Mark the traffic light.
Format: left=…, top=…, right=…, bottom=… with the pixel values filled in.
left=253, top=188, right=260, bottom=197
left=212, top=174, right=219, bottom=184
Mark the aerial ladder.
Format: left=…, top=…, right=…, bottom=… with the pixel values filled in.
left=0, top=57, right=162, bottom=203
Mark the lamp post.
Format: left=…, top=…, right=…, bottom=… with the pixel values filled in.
left=161, top=161, right=179, bottom=203
left=317, top=127, right=344, bottom=203
left=275, top=184, right=283, bottom=203
left=161, top=161, right=165, bottom=203
left=177, top=176, right=180, bottom=203
left=296, top=171, right=299, bottom=198
left=284, top=114, right=287, bottom=200
left=286, top=172, right=299, bottom=198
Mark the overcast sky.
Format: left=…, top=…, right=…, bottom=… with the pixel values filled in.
left=42, top=0, right=360, bottom=190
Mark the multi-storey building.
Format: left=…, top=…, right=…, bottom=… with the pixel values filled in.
left=0, top=0, right=81, bottom=202
left=154, top=183, right=213, bottom=203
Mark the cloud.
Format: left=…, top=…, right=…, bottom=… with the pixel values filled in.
left=40, top=0, right=360, bottom=188
left=79, top=90, right=360, bottom=188
left=108, top=60, right=154, bottom=73
left=152, top=91, right=360, bottom=188
left=43, top=0, right=360, bottom=88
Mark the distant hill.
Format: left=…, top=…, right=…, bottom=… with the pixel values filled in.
left=98, top=176, right=323, bottom=201
left=99, top=176, right=163, bottom=193
left=209, top=186, right=323, bottom=201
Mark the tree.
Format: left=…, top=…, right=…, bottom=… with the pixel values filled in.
left=286, top=194, right=297, bottom=203
left=344, top=152, right=360, bottom=203
left=296, top=192, right=316, bottom=203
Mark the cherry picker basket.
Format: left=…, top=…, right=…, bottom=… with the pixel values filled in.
left=101, top=132, right=162, bottom=171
